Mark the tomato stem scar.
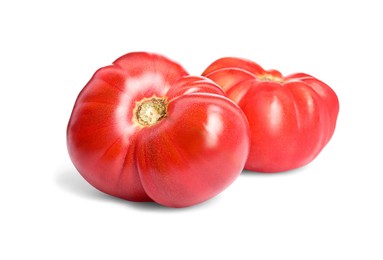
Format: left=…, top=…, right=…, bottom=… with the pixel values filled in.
left=258, top=74, right=284, bottom=83
left=133, top=96, right=168, bottom=127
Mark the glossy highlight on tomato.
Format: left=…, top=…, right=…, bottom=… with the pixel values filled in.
left=67, top=52, right=250, bottom=207
left=203, top=57, right=339, bottom=173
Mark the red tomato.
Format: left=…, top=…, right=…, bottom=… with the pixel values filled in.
left=67, top=52, right=249, bottom=207
left=202, top=57, right=339, bottom=173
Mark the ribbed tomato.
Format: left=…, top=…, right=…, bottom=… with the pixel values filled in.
left=67, top=52, right=249, bottom=207
left=203, top=57, right=339, bottom=173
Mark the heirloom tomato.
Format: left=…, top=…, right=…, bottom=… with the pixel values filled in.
left=67, top=52, right=249, bottom=207
left=203, top=57, right=339, bottom=173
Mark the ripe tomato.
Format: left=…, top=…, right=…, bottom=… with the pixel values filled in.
left=202, top=57, right=339, bottom=173
left=67, top=52, right=249, bottom=207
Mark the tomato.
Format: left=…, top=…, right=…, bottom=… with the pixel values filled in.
left=67, top=52, right=249, bottom=207
left=202, top=57, right=339, bottom=173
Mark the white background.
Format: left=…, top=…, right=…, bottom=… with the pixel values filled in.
left=1, top=1, right=382, bottom=259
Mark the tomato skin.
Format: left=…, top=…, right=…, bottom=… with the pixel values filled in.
left=67, top=52, right=249, bottom=207
left=136, top=94, right=249, bottom=207
left=203, top=57, right=339, bottom=173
